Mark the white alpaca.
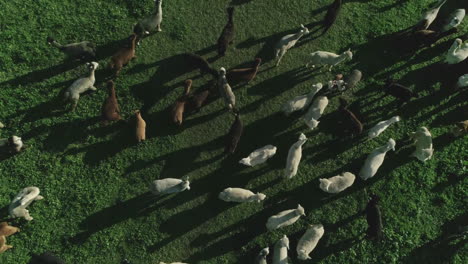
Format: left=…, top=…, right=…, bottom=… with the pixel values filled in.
left=266, top=204, right=305, bottom=230
left=218, top=188, right=266, bottom=203
left=296, top=224, right=325, bottom=260
left=445, top=38, right=468, bottom=64
left=63, top=62, right=98, bottom=110
left=274, top=24, right=309, bottom=66
left=359, top=139, right=396, bottom=180
left=416, top=0, right=447, bottom=30
left=284, top=133, right=307, bottom=179
left=303, top=96, right=328, bottom=130
left=255, top=247, right=269, bottom=264
left=319, top=172, right=355, bottom=194
left=410, top=127, right=433, bottom=162
left=239, top=145, right=277, bottom=166
left=306, top=49, right=353, bottom=71
left=150, top=178, right=190, bottom=195
left=368, top=116, right=401, bottom=139
left=456, top=74, right=468, bottom=88
left=218, top=67, right=235, bottom=110
left=282, top=83, right=323, bottom=115
left=9, top=187, right=44, bottom=221
left=442, top=9, right=466, bottom=32
left=273, top=235, right=289, bottom=264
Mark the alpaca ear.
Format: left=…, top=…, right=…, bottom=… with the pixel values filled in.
left=300, top=24, right=305, bottom=28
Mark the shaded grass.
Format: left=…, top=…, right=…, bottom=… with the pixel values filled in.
left=0, top=0, right=467, bottom=263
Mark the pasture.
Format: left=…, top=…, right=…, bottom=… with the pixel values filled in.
left=0, top=0, right=466, bottom=263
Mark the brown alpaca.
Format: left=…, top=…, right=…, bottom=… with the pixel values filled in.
left=339, top=98, right=363, bottom=136
left=101, top=81, right=121, bottom=125
left=171, top=80, right=192, bottom=126
left=0, top=222, right=20, bottom=237
left=135, top=110, right=146, bottom=142
left=227, top=58, right=262, bottom=84
left=109, top=34, right=138, bottom=76
left=0, top=236, right=12, bottom=254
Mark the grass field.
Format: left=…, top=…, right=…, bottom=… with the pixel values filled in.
left=0, top=0, right=467, bottom=263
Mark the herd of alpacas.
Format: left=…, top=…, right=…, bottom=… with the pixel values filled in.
left=0, top=0, right=467, bottom=263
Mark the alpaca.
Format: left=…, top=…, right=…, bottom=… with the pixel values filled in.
left=218, top=67, right=236, bottom=110
left=0, top=236, right=12, bottom=254
left=296, top=224, right=325, bottom=260
left=410, top=127, right=433, bottom=162
left=282, top=82, right=323, bottom=115
left=183, top=53, right=218, bottom=78
left=150, top=178, right=190, bottom=195
left=171, top=80, right=192, bottom=126
left=284, top=133, right=307, bottom=179
left=319, top=172, right=355, bottom=194
left=254, top=247, right=269, bottom=264
left=133, top=0, right=163, bottom=37
left=135, top=110, right=146, bottom=143
left=344, top=69, right=362, bottom=91
left=226, top=58, right=262, bottom=83
left=0, top=222, right=20, bottom=237
left=306, top=49, right=353, bottom=71
left=323, top=0, right=342, bottom=34
left=273, top=235, right=289, bottom=264
left=63, top=62, right=98, bottom=111
left=274, top=24, right=309, bottom=66
left=455, top=74, right=468, bottom=89
left=384, top=79, right=417, bottom=102
left=303, top=96, right=328, bottom=130
left=365, top=194, right=383, bottom=241
left=451, top=120, right=468, bottom=137
left=445, top=38, right=468, bottom=64
left=338, top=98, right=363, bottom=136
left=217, top=7, right=235, bottom=56
left=368, top=116, right=401, bottom=139
left=9, top=187, right=44, bottom=221
left=0, top=136, right=25, bottom=155
left=46, top=36, right=96, bottom=60
left=239, top=145, right=277, bottom=166
left=359, top=139, right=396, bottom=180
left=442, top=9, right=465, bottom=32
left=109, top=34, right=137, bottom=76
left=218, top=188, right=266, bottom=203
left=101, top=80, right=121, bottom=125
left=225, top=112, right=243, bottom=154
left=266, top=204, right=305, bottom=230
left=413, top=0, right=447, bottom=31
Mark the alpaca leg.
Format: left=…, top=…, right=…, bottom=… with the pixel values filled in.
left=157, top=24, right=162, bottom=32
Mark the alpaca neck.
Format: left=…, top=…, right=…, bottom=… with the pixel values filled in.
left=51, top=41, right=64, bottom=50
left=89, top=69, right=96, bottom=82
left=184, top=84, right=191, bottom=95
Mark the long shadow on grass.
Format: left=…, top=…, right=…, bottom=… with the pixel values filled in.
left=70, top=192, right=171, bottom=244
left=401, top=212, right=468, bottom=264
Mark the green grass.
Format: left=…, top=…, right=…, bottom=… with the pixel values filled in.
left=0, top=0, right=467, bottom=263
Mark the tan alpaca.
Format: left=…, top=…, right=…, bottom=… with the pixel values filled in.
left=0, top=236, right=13, bottom=254
left=135, top=110, right=146, bottom=142
left=0, top=222, right=20, bottom=237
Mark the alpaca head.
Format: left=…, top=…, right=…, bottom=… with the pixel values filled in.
left=344, top=49, right=353, bottom=59
left=319, top=178, right=331, bottom=191
left=298, top=249, right=312, bottom=260
left=181, top=179, right=190, bottom=190
left=219, top=67, right=226, bottom=75
left=305, top=119, right=319, bottom=129
left=279, top=235, right=289, bottom=248
left=296, top=204, right=306, bottom=216
left=313, top=82, right=323, bottom=91
left=386, top=138, right=396, bottom=151
left=46, top=36, right=55, bottom=44
left=86, top=61, right=99, bottom=71
left=299, top=24, right=310, bottom=35
left=259, top=247, right=269, bottom=257
left=254, top=193, right=266, bottom=202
